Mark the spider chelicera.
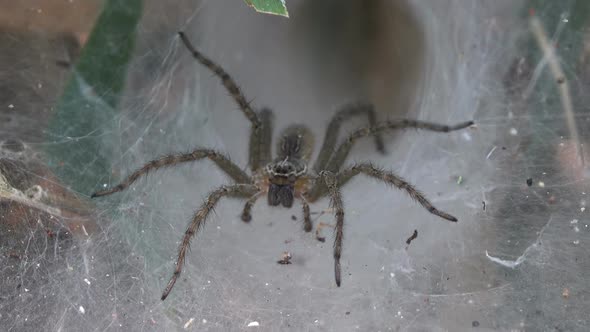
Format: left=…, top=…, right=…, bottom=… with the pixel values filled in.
left=91, top=32, right=473, bottom=300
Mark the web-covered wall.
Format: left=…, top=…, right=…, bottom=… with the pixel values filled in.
left=1, top=0, right=588, bottom=331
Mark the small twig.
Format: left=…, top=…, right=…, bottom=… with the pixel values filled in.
left=405, top=229, right=418, bottom=246
left=530, top=15, right=584, bottom=167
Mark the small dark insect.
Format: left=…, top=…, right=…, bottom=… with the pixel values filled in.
left=405, top=229, right=418, bottom=245
left=526, top=178, right=533, bottom=186
left=277, top=251, right=292, bottom=265
left=482, top=201, right=486, bottom=210
left=291, top=215, right=297, bottom=221
left=91, top=32, right=473, bottom=300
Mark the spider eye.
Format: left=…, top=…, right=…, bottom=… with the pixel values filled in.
left=273, top=164, right=293, bottom=175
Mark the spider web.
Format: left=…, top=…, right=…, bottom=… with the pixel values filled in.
left=1, top=0, right=589, bottom=331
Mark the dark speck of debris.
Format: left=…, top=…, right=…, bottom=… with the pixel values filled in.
left=472, top=320, right=480, bottom=327
left=345, top=311, right=350, bottom=315
left=526, top=178, right=533, bottom=187
left=55, top=59, right=72, bottom=68
left=405, top=230, right=418, bottom=245
left=557, top=77, right=565, bottom=84
left=482, top=201, right=486, bottom=211
left=291, top=215, right=297, bottom=221
left=277, top=251, right=292, bottom=265
left=501, top=146, right=506, bottom=150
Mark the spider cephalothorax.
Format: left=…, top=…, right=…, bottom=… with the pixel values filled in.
left=265, top=125, right=313, bottom=208
left=91, top=32, right=473, bottom=300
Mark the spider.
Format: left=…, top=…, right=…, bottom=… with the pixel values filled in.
left=91, top=32, right=473, bottom=300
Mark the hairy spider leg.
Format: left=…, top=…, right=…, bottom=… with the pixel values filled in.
left=161, top=184, right=259, bottom=300
left=328, top=120, right=474, bottom=174
left=241, top=191, right=264, bottom=222
left=250, top=108, right=274, bottom=170
left=91, top=149, right=251, bottom=198
left=335, top=163, right=457, bottom=221
left=178, top=32, right=273, bottom=172
left=318, top=171, right=345, bottom=287
left=313, top=102, right=385, bottom=174
left=301, top=196, right=312, bottom=232
left=306, top=119, right=473, bottom=201
left=318, top=162, right=457, bottom=287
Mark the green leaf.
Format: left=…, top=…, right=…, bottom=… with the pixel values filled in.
left=45, top=0, right=143, bottom=193
left=244, top=0, right=289, bottom=17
